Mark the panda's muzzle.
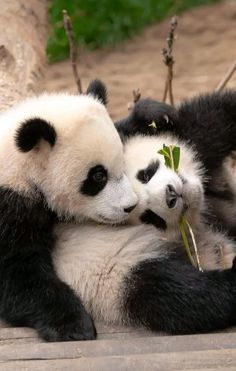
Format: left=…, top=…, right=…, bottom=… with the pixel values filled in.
left=166, top=184, right=182, bottom=209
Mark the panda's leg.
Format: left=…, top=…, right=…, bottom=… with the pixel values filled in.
left=0, top=253, right=96, bottom=342
left=123, top=256, right=236, bottom=334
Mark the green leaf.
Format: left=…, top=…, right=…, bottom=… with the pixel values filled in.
left=158, top=144, right=181, bottom=172
left=158, top=146, right=172, bottom=169
left=173, top=146, right=180, bottom=172
left=164, top=156, right=172, bottom=169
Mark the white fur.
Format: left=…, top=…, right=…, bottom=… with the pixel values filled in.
left=53, top=135, right=236, bottom=325
left=0, top=93, right=137, bottom=223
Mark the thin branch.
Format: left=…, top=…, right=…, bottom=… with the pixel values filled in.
left=133, top=88, right=141, bottom=103
left=162, top=16, right=178, bottom=106
left=127, top=88, right=141, bottom=111
left=216, top=60, right=236, bottom=92
left=63, top=9, right=82, bottom=94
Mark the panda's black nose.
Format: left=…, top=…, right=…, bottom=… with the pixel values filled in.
left=124, top=204, right=137, bottom=213
left=166, top=184, right=179, bottom=209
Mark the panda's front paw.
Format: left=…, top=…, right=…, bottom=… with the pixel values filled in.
left=39, top=310, right=96, bottom=342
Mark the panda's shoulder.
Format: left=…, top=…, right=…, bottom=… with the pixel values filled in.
left=178, top=90, right=236, bottom=117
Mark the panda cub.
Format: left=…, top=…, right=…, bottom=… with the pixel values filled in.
left=116, top=90, right=236, bottom=239
left=0, top=80, right=137, bottom=342
left=54, top=133, right=236, bottom=335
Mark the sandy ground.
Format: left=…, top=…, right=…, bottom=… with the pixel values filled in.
left=42, top=0, right=236, bottom=121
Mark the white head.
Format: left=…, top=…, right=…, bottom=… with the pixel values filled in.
left=123, top=135, right=205, bottom=234
left=0, top=80, right=137, bottom=224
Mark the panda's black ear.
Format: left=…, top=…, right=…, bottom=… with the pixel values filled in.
left=86, top=79, right=108, bottom=106
left=15, top=118, right=57, bottom=152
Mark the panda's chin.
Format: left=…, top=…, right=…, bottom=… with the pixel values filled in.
left=94, top=213, right=129, bottom=225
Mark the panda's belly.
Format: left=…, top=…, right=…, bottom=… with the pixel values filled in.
left=53, top=223, right=167, bottom=324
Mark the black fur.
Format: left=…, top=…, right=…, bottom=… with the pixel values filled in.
left=140, top=209, right=167, bottom=230
left=205, top=188, right=234, bottom=201
left=80, top=165, right=108, bottom=196
left=0, top=187, right=96, bottom=341
left=136, top=160, right=160, bottom=184
left=116, top=98, right=177, bottom=138
left=15, top=118, right=57, bottom=152
left=176, top=91, right=236, bottom=173
left=86, top=79, right=108, bottom=106
left=124, top=253, right=236, bottom=334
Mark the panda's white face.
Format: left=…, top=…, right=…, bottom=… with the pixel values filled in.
left=0, top=92, right=137, bottom=224
left=124, top=135, right=204, bottom=233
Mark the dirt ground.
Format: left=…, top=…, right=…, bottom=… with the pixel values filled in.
left=42, top=0, right=236, bottom=121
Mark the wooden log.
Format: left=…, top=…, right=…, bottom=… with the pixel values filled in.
left=1, top=332, right=236, bottom=361
left=1, top=348, right=236, bottom=371
left=0, top=0, right=48, bottom=113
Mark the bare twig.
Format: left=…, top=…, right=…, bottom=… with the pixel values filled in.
left=133, top=88, right=141, bottom=103
left=216, top=60, right=236, bottom=92
left=127, top=88, right=141, bottom=111
left=162, top=16, right=178, bottom=106
left=63, top=9, right=82, bottom=94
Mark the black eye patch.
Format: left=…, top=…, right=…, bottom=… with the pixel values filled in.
left=136, top=160, right=160, bottom=184
left=80, top=165, right=108, bottom=196
left=140, top=209, right=167, bottom=230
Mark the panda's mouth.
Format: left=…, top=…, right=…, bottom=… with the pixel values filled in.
left=140, top=210, right=167, bottom=230
left=140, top=201, right=189, bottom=231
left=96, top=213, right=129, bottom=225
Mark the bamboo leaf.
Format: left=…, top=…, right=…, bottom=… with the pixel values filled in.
left=173, top=146, right=180, bottom=172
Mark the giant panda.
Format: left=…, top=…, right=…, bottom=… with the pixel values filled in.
left=0, top=80, right=138, bottom=342
left=53, top=133, right=236, bottom=335
left=115, top=90, right=236, bottom=239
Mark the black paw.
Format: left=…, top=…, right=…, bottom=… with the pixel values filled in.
left=38, top=311, right=96, bottom=342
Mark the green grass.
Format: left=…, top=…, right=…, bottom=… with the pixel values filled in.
left=47, top=0, right=220, bottom=63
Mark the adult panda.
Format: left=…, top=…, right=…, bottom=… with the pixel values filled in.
left=0, top=80, right=137, bottom=342
left=115, top=90, right=236, bottom=238
left=53, top=133, right=236, bottom=335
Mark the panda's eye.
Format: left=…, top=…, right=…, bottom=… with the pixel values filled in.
left=80, top=165, right=108, bottom=196
left=137, top=170, right=151, bottom=184
left=137, top=160, right=160, bottom=184
left=92, top=171, right=107, bottom=182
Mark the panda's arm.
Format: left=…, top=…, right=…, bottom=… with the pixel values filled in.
left=115, top=98, right=178, bottom=138
left=124, top=255, right=236, bottom=334
left=0, top=188, right=95, bottom=342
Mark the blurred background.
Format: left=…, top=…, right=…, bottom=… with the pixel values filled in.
left=43, top=0, right=236, bottom=119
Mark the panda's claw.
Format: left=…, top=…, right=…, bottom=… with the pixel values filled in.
left=39, top=312, right=96, bottom=342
